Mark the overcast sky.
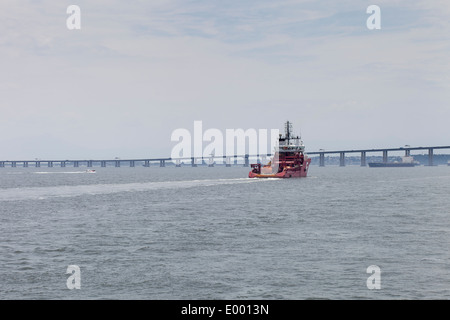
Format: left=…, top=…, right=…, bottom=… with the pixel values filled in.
left=1, top=0, right=449, bottom=160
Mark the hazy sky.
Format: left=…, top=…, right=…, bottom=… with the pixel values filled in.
left=1, top=0, right=449, bottom=160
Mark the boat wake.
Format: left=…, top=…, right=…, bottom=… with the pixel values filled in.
left=34, top=171, right=93, bottom=174
left=0, top=177, right=277, bottom=202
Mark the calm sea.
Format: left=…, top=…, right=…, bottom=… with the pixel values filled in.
left=1, top=165, right=449, bottom=299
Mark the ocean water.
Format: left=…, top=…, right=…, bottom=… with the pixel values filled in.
left=1, top=165, right=449, bottom=300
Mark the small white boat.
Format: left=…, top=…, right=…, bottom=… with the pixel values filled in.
left=85, top=169, right=96, bottom=173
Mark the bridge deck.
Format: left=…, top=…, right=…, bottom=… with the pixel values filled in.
left=1, top=146, right=449, bottom=167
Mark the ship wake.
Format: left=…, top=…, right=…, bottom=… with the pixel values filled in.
left=0, top=178, right=277, bottom=202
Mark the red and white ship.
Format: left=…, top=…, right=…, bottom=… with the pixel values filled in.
left=249, top=121, right=311, bottom=178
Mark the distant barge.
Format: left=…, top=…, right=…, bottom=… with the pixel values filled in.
left=368, top=162, right=416, bottom=167
left=368, top=156, right=417, bottom=168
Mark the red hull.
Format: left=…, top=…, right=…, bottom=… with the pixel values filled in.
left=249, top=158, right=311, bottom=178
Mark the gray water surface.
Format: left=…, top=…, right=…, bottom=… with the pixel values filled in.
left=1, top=165, right=449, bottom=299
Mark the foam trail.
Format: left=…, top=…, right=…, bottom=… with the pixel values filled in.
left=34, top=171, right=88, bottom=174
left=0, top=178, right=277, bottom=202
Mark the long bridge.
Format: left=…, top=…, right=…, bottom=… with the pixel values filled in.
left=1, top=145, right=449, bottom=168
left=0, top=155, right=265, bottom=168
left=308, top=145, right=450, bottom=167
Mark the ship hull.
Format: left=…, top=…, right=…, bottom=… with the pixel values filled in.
left=249, top=158, right=311, bottom=178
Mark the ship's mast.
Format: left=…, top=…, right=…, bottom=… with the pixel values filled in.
left=285, top=121, right=293, bottom=144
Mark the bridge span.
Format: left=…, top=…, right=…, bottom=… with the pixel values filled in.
left=0, top=154, right=272, bottom=168
left=308, top=145, right=450, bottom=167
left=1, top=146, right=449, bottom=168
